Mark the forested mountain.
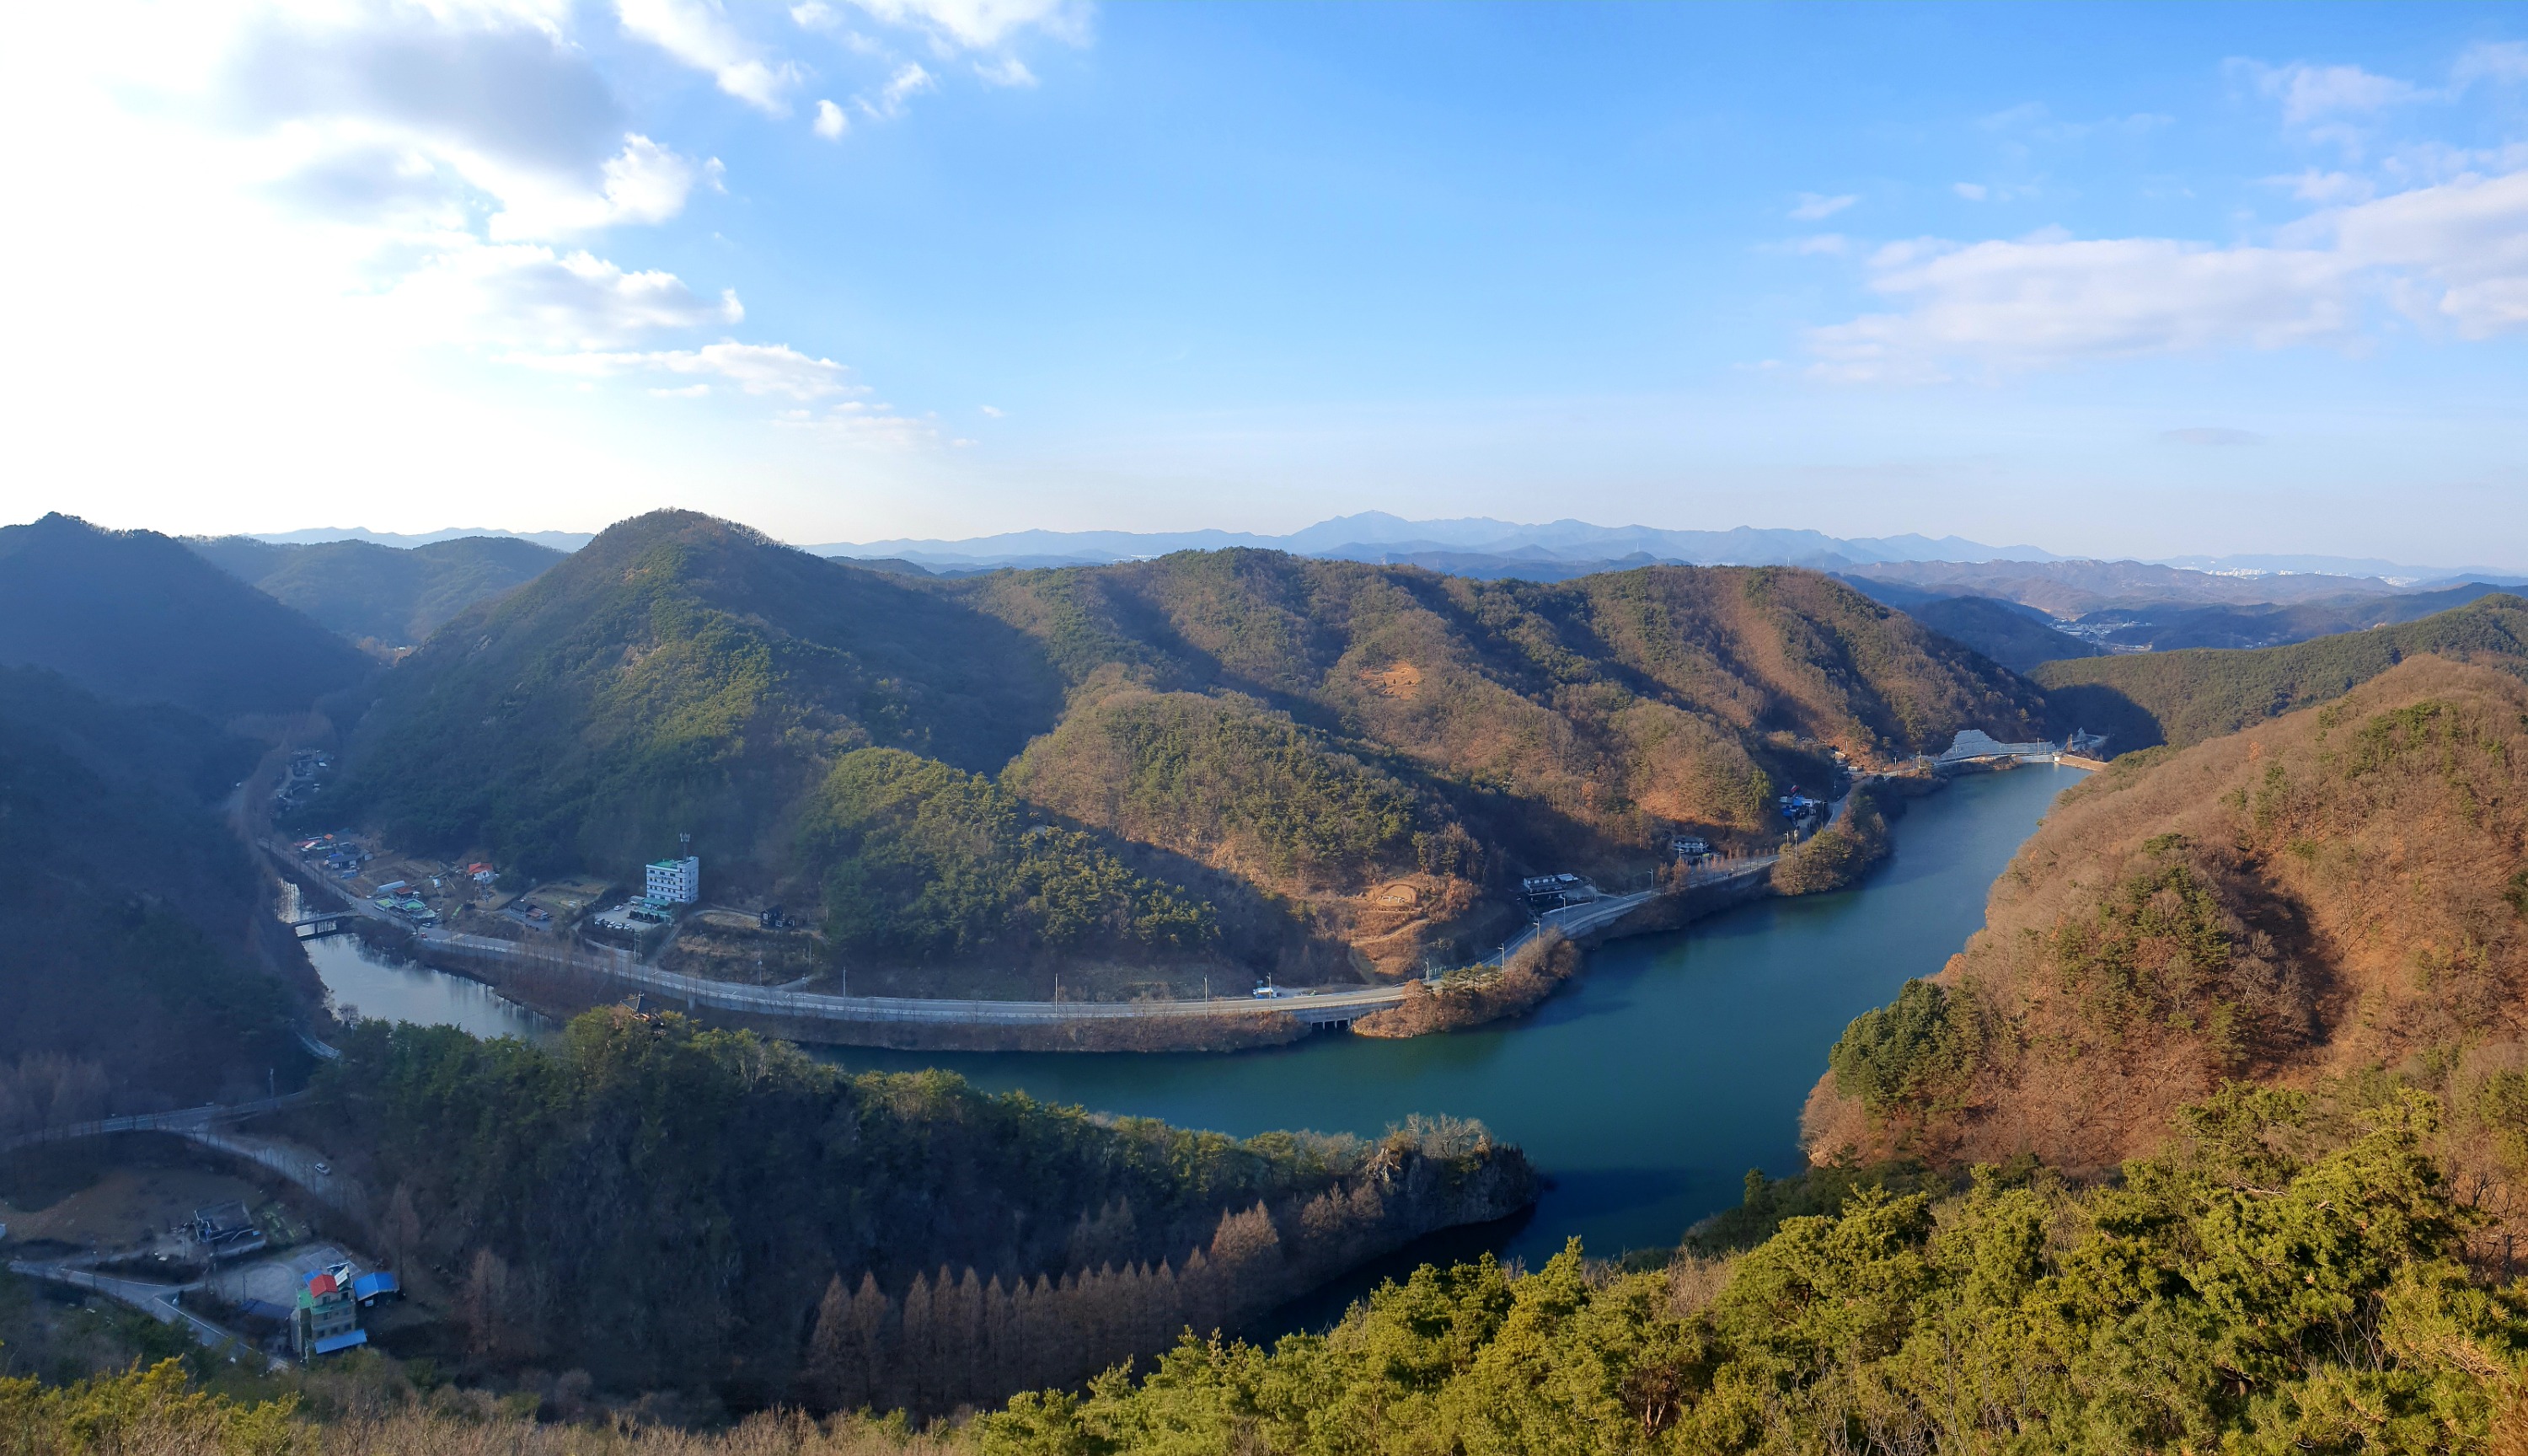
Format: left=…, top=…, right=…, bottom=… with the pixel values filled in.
left=323, top=511, right=2046, bottom=983
left=1839, top=577, right=2102, bottom=671
left=2056, top=580, right=2508, bottom=654
left=316, top=1011, right=1532, bottom=1410
left=1805, top=656, right=2528, bottom=1187
left=2031, top=592, right=2528, bottom=750
left=0, top=667, right=316, bottom=1123
left=1850, top=556, right=2407, bottom=613
left=324, top=509, right=1068, bottom=881
left=0, top=515, right=373, bottom=722
left=187, top=533, right=565, bottom=650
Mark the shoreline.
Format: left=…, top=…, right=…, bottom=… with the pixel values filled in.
left=268, top=768, right=2011, bottom=1055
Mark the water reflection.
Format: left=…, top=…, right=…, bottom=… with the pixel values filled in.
left=278, top=883, right=553, bottom=1042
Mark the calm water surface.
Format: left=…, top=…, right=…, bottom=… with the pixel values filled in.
left=284, top=768, right=2076, bottom=1265
left=280, top=882, right=554, bottom=1043
left=820, top=763, right=2086, bottom=1266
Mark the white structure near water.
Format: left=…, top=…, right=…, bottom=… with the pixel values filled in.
left=646, top=855, right=700, bottom=903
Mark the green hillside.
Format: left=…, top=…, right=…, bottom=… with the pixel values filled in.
left=2030, top=592, right=2528, bottom=750
left=0, top=515, right=373, bottom=722
left=307, top=1012, right=1533, bottom=1405
left=322, top=513, right=2049, bottom=988
left=325, top=511, right=1068, bottom=887
left=189, top=534, right=565, bottom=648
left=0, top=667, right=314, bottom=1116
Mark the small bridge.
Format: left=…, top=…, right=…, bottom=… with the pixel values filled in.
left=287, top=914, right=356, bottom=940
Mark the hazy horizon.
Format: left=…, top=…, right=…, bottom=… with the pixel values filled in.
left=9, top=3, right=2528, bottom=564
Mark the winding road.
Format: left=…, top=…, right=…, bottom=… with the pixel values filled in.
left=270, top=836, right=1796, bottom=1031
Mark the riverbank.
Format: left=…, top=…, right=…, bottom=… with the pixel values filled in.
left=806, top=763, right=2087, bottom=1265
left=269, top=768, right=1972, bottom=1057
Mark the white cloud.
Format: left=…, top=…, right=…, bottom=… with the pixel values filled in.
left=492, top=133, right=719, bottom=238
left=858, top=63, right=935, bottom=120
left=1789, top=192, right=1855, bottom=221
left=814, top=99, right=849, bottom=138
left=510, top=341, right=858, bottom=398
left=2325, top=168, right=2528, bottom=336
left=844, top=0, right=1090, bottom=50
left=2237, top=60, right=2425, bottom=126
left=1952, top=182, right=1989, bottom=201
left=2454, top=41, right=2528, bottom=87
left=978, top=404, right=1004, bottom=417
left=778, top=400, right=946, bottom=449
left=399, top=245, right=744, bottom=349
left=791, top=2, right=841, bottom=29
left=974, top=56, right=1036, bottom=88
left=616, top=0, right=802, bottom=114
left=2279, top=169, right=2375, bottom=204
left=1809, top=233, right=2353, bottom=383
left=1808, top=165, right=2528, bottom=380
left=1787, top=234, right=1848, bottom=256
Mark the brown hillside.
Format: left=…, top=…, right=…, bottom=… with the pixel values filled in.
left=970, top=554, right=2045, bottom=973
left=1804, top=655, right=2528, bottom=1175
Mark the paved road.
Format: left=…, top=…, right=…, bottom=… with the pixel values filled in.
left=0, top=1093, right=306, bottom=1155
left=270, top=839, right=1733, bottom=1030
left=3, top=1092, right=358, bottom=1213
left=6, top=1260, right=286, bottom=1371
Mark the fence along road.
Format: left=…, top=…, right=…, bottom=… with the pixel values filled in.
left=270, top=838, right=1781, bottom=1030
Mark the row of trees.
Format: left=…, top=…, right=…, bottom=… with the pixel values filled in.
left=317, top=1014, right=1532, bottom=1410
left=798, top=1203, right=1293, bottom=1414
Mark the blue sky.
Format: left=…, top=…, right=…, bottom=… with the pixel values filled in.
left=8, top=3, right=2528, bottom=565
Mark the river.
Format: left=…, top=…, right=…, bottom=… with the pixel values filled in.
left=279, top=882, right=554, bottom=1043
left=289, top=763, right=2081, bottom=1267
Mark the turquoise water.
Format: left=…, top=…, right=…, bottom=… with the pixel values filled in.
left=817, top=763, right=2086, bottom=1266
left=287, top=768, right=2077, bottom=1265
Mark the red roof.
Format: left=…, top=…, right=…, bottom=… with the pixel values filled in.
left=308, top=1273, right=336, bottom=1295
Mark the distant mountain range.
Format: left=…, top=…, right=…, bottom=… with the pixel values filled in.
left=239, top=513, right=2525, bottom=586
left=808, top=513, right=2071, bottom=571
left=250, top=524, right=597, bottom=553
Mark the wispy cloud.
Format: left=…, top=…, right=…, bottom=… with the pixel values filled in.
left=507, top=340, right=858, bottom=398
left=2235, top=59, right=2425, bottom=126
left=974, top=56, right=1036, bottom=88
left=844, top=0, right=1090, bottom=50
left=1789, top=192, right=1856, bottom=221
left=617, top=0, right=803, bottom=115
left=1808, top=163, right=2528, bottom=382
left=400, top=247, right=745, bottom=350
left=858, top=63, right=935, bottom=120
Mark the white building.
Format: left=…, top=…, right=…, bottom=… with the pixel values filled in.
left=645, top=855, right=700, bottom=904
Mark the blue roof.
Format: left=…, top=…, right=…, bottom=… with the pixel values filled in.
left=352, top=1271, right=399, bottom=1299
left=312, top=1330, right=369, bottom=1355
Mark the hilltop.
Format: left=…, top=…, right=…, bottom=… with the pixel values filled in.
left=2031, top=592, right=2528, bottom=750
left=1803, top=655, right=2528, bottom=1184
left=187, top=534, right=565, bottom=650
left=0, top=515, right=373, bottom=723
left=323, top=511, right=2048, bottom=990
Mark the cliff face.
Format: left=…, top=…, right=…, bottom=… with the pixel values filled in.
left=1804, top=656, right=2528, bottom=1174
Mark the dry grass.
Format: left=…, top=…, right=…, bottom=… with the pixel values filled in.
left=1804, top=656, right=2528, bottom=1177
